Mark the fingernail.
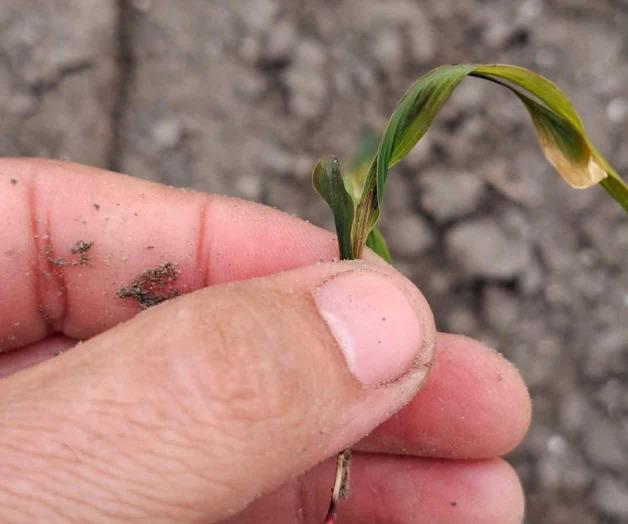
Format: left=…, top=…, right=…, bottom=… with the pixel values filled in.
left=314, top=270, right=426, bottom=386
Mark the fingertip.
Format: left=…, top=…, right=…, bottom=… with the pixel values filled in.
left=493, top=459, right=526, bottom=524
left=437, top=333, right=532, bottom=456
left=426, top=458, right=525, bottom=524
left=366, top=457, right=525, bottom=524
left=222, top=455, right=525, bottom=524
left=362, top=332, right=532, bottom=459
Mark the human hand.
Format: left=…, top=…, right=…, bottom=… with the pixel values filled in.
left=0, top=159, right=530, bottom=523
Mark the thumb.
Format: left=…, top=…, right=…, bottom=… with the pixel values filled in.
left=0, top=261, right=435, bottom=523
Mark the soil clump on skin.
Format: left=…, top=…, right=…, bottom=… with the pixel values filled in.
left=117, top=262, right=180, bottom=309
left=71, top=240, right=93, bottom=254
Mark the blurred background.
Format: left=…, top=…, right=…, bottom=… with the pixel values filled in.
left=0, top=1, right=626, bottom=522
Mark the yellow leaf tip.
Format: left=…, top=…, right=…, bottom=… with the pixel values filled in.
left=539, top=139, right=607, bottom=189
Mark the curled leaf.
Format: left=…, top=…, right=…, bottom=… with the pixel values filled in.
left=312, top=156, right=355, bottom=260
left=313, top=63, right=627, bottom=264
left=471, top=65, right=608, bottom=189
left=353, top=64, right=628, bottom=256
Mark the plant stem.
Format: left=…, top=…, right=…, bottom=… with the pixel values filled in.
left=323, top=449, right=352, bottom=523
left=351, top=157, right=387, bottom=259
left=321, top=159, right=371, bottom=521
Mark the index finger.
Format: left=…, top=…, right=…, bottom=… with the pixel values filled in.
left=1, top=158, right=338, bottom=351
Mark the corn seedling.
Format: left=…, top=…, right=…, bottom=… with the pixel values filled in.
left=312, top=63, right=628, bottom=523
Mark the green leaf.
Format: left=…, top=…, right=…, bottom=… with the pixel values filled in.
left=313, top=63, right=627, bottom=264
left=366, top=226, right=392, bottom=263
left=601, top=168, right=628, bottom=211
left=312, top=156, right=355, bottom=260
left=351, top=64, right=627, bottom=257
left=470, top=65, right=609, bottom=189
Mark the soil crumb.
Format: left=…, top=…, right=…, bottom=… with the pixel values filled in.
left=74, top=254, right=90, bottom=266
left=44, top=245, right=66, bottom=267
left=117, top=262, right=180, bottom=309
left=67, top=240, right=94, bottom=266
left=93, top=203, right=100, bottom=210
left=71, top=240, right=93, bottom=254
left=47, top=256, right=66, bottom=267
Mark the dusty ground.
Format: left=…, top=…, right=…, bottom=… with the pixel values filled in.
left=1, top=1, right=626, bottom=522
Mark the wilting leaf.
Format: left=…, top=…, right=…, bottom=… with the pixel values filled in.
left=350, top=64, right=628, bottom=258
left=470, top=65, right=609, bottom=189
left=312, top=156, right=355, bottom=260
left=313, top=63, right=627, bottom=263
left=366, top=226, right=392, bottom=263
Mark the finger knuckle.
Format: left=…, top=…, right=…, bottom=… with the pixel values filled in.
left=161, top=289, right=319, bottom=445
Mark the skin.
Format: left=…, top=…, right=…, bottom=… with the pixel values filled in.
left=0, top=159, right=530, bottom=523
